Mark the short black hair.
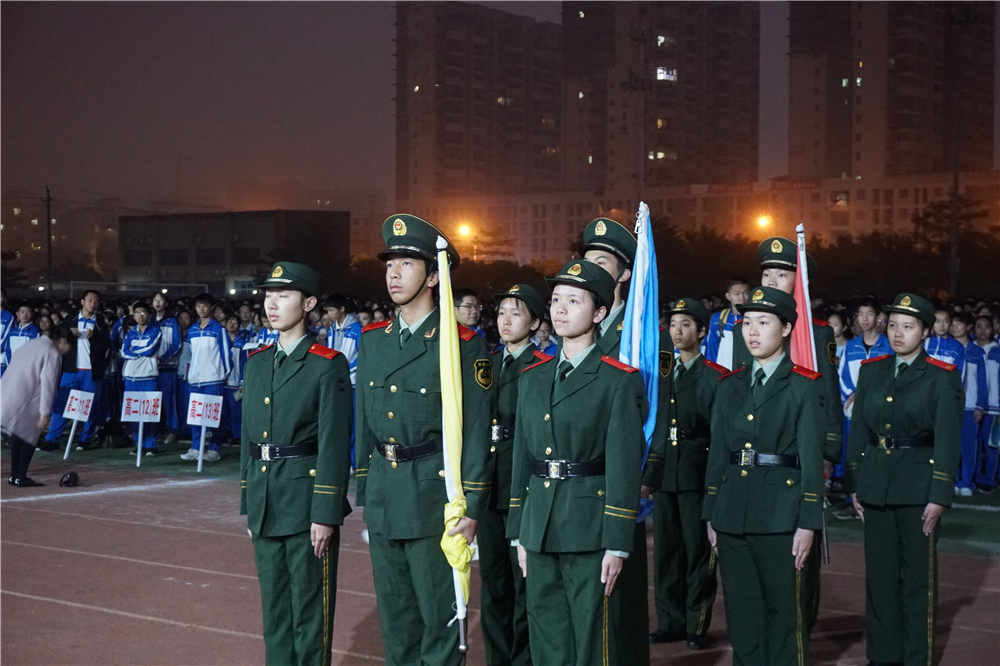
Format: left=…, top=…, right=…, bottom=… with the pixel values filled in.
left=49, top=326, right=70, bottom=344
left=952, top=311, right=975, bottom=327
left=453, top=288, right=479, bottom=302
left=131, top=301, right=151, bottom=313
left=194, top=293, right=215, bottom=306
left=324, top=294, right=349, bottom=310
left=725, top=277, right=750, bottom=292
left=82, top=289, right=101, bottom=300
left=856, top=297, right=880, bottom=313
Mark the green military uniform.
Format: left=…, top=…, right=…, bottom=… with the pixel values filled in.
left=479, top=284, right=549, bottom=666
left=650, top=299, right=724, bottom=645
left=703, top=287, right=825, bottom=666
left=355, top=215, right=493, bottom=666
left=506, top=260, right=647, bottom=666
left=240, top=262, right=354, bottom=666
left=843, top=293, right=963, bottom=666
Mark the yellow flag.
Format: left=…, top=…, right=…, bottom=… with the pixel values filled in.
left=436, top=238, right=473, bottom=603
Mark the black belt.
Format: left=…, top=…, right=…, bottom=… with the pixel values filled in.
left=870, top=433, right=934, bottom=450
left=533, top=459, right=605, bottom=480
left=491, top=425, right=514, bottom=443
left=377, top=440, right=442, bottom=463
left=729, top=450, right=800, bottom=469
left=669, top=424, right=709, bottom=441
left=250, top=443, right=318, bottom=461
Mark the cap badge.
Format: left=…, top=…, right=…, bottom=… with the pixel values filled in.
left=567, top=263, right=583, bottom=276
left=771, top=239, right=783, bottom=254
left=509, top=285, right=520, bottom=293
left=392, top=218, right=407, bottom=236
left=676, top=299, right=686, bottom=308
left=900, top=296, right=912, bottom=307
left=271, top=265, right=284, bottom=278
left=595, top=220, right=608, bottom=236
left=752, top=289, right=764, bottom=302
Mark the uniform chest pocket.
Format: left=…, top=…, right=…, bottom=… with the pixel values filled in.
left=403, top=385, right=440, bottom=424
left=366, top=378, right=386, bottom=418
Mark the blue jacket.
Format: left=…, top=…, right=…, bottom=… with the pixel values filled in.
left=186, top=319, right=232, bottom=387
left=121, top=325, right=163, bottom=381
left=326, top=315, right=362, bottom=387
left=6, top=322, right=41, bottom=363
left=961, top=340, right=988, bottom=412
left=924, top=335, right=966, bottom=370
left=840, top=334, right=894, bottom=403
left=153, top=315, right=182, bottom=370
left=0, top=309, right=13, bottom=367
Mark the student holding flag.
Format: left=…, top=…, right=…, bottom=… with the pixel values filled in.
left=507, top=259, right=647, bottom=666
left=354, top=214, right=493, bottom=666
left=479, top=283, right=550, bottom=666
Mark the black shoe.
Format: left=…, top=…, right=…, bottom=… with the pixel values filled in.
left=649, top=630, right=686, bottom=644
left=37, top=440, right=59, bottom=452
left=686, top=634, right=713, bottom=650
left=14, top=477, right=44, bottom=487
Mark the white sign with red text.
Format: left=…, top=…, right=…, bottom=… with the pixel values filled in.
left=62, top=390, right=94, bottom=421
left=121, top=391, right=163, bottom=423
left=187, top=393, right=223, bottom=428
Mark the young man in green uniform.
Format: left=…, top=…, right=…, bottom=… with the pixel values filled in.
left=704, top=286, right=825, bottom=666
left=507, top=260, right=647, bottom=666
left=649, top=298, right=725, bottom=650
left=240, top=262, right=354, bottom=666
left=479, top=283, right=550, bottom=666
left=578, top=217, right=666, bottom=665
left=844, top=294, right=963, bottom=666
left=354, top=214, right=493, bottom=666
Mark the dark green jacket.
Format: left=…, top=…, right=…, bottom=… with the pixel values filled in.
left=507, top=350, right=647, bottom=553
left=488, top=344, right=551, bottom=510
left=240, top=341, right=354, bottom=537
left=703, top=355, right=825, bottom=534
left=843, top=350, right=963, bottom=507
left=650, top=355, right=726, bottom=492
left=733, top=317, right=842, bottom=462
left=354, top=311, right=493, bottom=539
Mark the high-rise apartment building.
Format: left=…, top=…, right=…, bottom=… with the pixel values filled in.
left=789, top=1, right=995, bottom=180
left=394, top=2, right=562, bottom=205
left=561, top=2, right=760, bottom=200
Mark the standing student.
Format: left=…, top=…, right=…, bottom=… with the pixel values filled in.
left=703, top=278, right=750, bottom=369
left=221, top=314, right=250, bottom=445
left=180, top=293, right=232, bottom=462
left=844, top=294, right=963, bottom=666
left=241, top=262, right=353, bottom=666
left=0, top=287, right=12, bottom=377
left=7, top=305, right=41, bottom=361
left=354, top=214, right=492, bottom=666
left=924, top=309, right=965, bottom=368
left=507, top=260, right=646, bottom=666
left=151, top=293, right=183, bottom=444
left=532, top=319, right=558, bottom=357
left=120, top=302, right=162, bottom=455
left=973, top=316, right=999, bottom=490
left=950, top=312, right=987, bottom=497
left=704, top=287, right=825, bottom=666
left=479, top=283, right=549, bottom=666
left=649, top=298, right=725, bottom=650
left=828, top=311, right=849, bottom=365
left=454, top=288, right=487, bottom=339
left=323, top=294, right=362, bottom=388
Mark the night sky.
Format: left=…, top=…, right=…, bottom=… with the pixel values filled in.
left=2, top=2, right=992, bottom=209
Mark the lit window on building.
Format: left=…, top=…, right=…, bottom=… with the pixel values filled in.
left=856, top=77, right=862, bottom=86
left=543, top=146, right=558, bottom=156
left=587, top=155, right=593, bottom=164
left=414, top=85, right=420, bottom=92
left=656, top=67, right=678, bottom=82
left=12, top=208, right=21, bottom=216
left=657, top=35, right=676, bottom=47
left=656, top=151, right=666, bottom=159
left=579, top=11, right=585, bottom=18
left=578, top=91, right=584, bottom=99
left=648, top=151, right=655, bottom=160
left=842, top=78, right=849, bottom=87
left=656, top=118, right=667, bottom=129
left=31, top=219, right=38, bottom=226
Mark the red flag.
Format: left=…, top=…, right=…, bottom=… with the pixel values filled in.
left=790, top=224, right=818, bottom=371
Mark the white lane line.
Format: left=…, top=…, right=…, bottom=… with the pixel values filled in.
left=0, top=478, right=219, bottom=503
left=0, top=590, right=383, bottom=661
left=952, top=503, right=1000, bottom=512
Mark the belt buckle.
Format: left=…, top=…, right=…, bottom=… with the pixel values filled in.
left=547, top=460, right=566, bottom=480
left=491, top=425, right=502, bottom=443
left=877, top=435, right=888, bottom=450
left=739, top=449, right=755, bottom=467
left=260, top=444, right=274, bottom=462
left=384, top=444, right=397, bottom=462
left=669, top=426, right=678, bottom=442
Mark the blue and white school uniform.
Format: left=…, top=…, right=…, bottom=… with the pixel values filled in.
left=836, top=333, right=894, bottom=479
left=121, top=325, right=163, bottom=450
left=154, top=315, right=183, bottom=433
left=185, top=320, right=232, bottom=452
left=957, top=340, right=988, bottom=491
left=703, top=308, right=742, bottom=370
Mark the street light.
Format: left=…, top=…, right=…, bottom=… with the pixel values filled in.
left=457, top=224, right=477, bottom=261
left=757, top=215, right=772, bottom=228
left=458, top=224, right=471, bottom=237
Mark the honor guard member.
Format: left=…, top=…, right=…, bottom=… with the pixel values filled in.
left=507, top=260, right=647, bottom=666
left=579, top=216, right=668, bottom=665
left=480, top=283, right=550, bottom=666
left=844, top=294, right=963, bottom=666
left=649, top=298, right=725, bottom=650
left=240, top=262, right=354, bottom=666
left=704, top=287, right=825, bottom=666
left=355, top=214, right=493, bottom=666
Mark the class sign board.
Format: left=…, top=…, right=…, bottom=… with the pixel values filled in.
left=187, top=393, right=223, bottom=428
left=121, top=391, right=162, bottom=422
left=62, top=390, right=94, bottom=421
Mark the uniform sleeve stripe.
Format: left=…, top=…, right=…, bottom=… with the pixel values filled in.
left=605, top=510, right=638, bottom=519
left=605, top=505, right=637, bottom=516
left=313, top=489, right=339, bottom=495
left=314, top=484, right=340, bottom=489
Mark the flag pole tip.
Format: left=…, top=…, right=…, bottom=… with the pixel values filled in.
left=795, top=223, right=805, bottom=233
left=436, top=235, right=448, bottom=250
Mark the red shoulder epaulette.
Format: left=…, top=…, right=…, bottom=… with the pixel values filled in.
left=719, top=366, right=745, bottom=380
left=458, top=324, right=476, bottom=342
left=307, top=344, right=340, bottom=360
left=362, top=320, right=392, bottom=333
left=926, top=357, right=957, bottom=372
left=247, top=344, right=274, bottom=358
left=659, top=325, right=666, bottom=332
left=601, top=355, right=639, bottom=373
left=812, top=317, right=829, bottom=327
left=522, top=355, right=555, bottom=372
left=533, top=350, right=553, bottom=362
left=861, top=353, right=892, bottom=365
left=792, top=365, right=821, bottom=380
left=701, top=358, right=728, bottom=374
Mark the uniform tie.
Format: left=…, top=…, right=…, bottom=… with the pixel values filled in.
left=752, top=367, right=766, bottom=396
left=274, top=349, right=287, bottom=370
left=500, top=354, right=515, bottom=381
left=557, top=360, right=573, bottom=383
left=400, top=328, right=412, bottom=349
left=895, top=362, right=909, bottom=379
left=675, top=364, right=687, bottom=381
